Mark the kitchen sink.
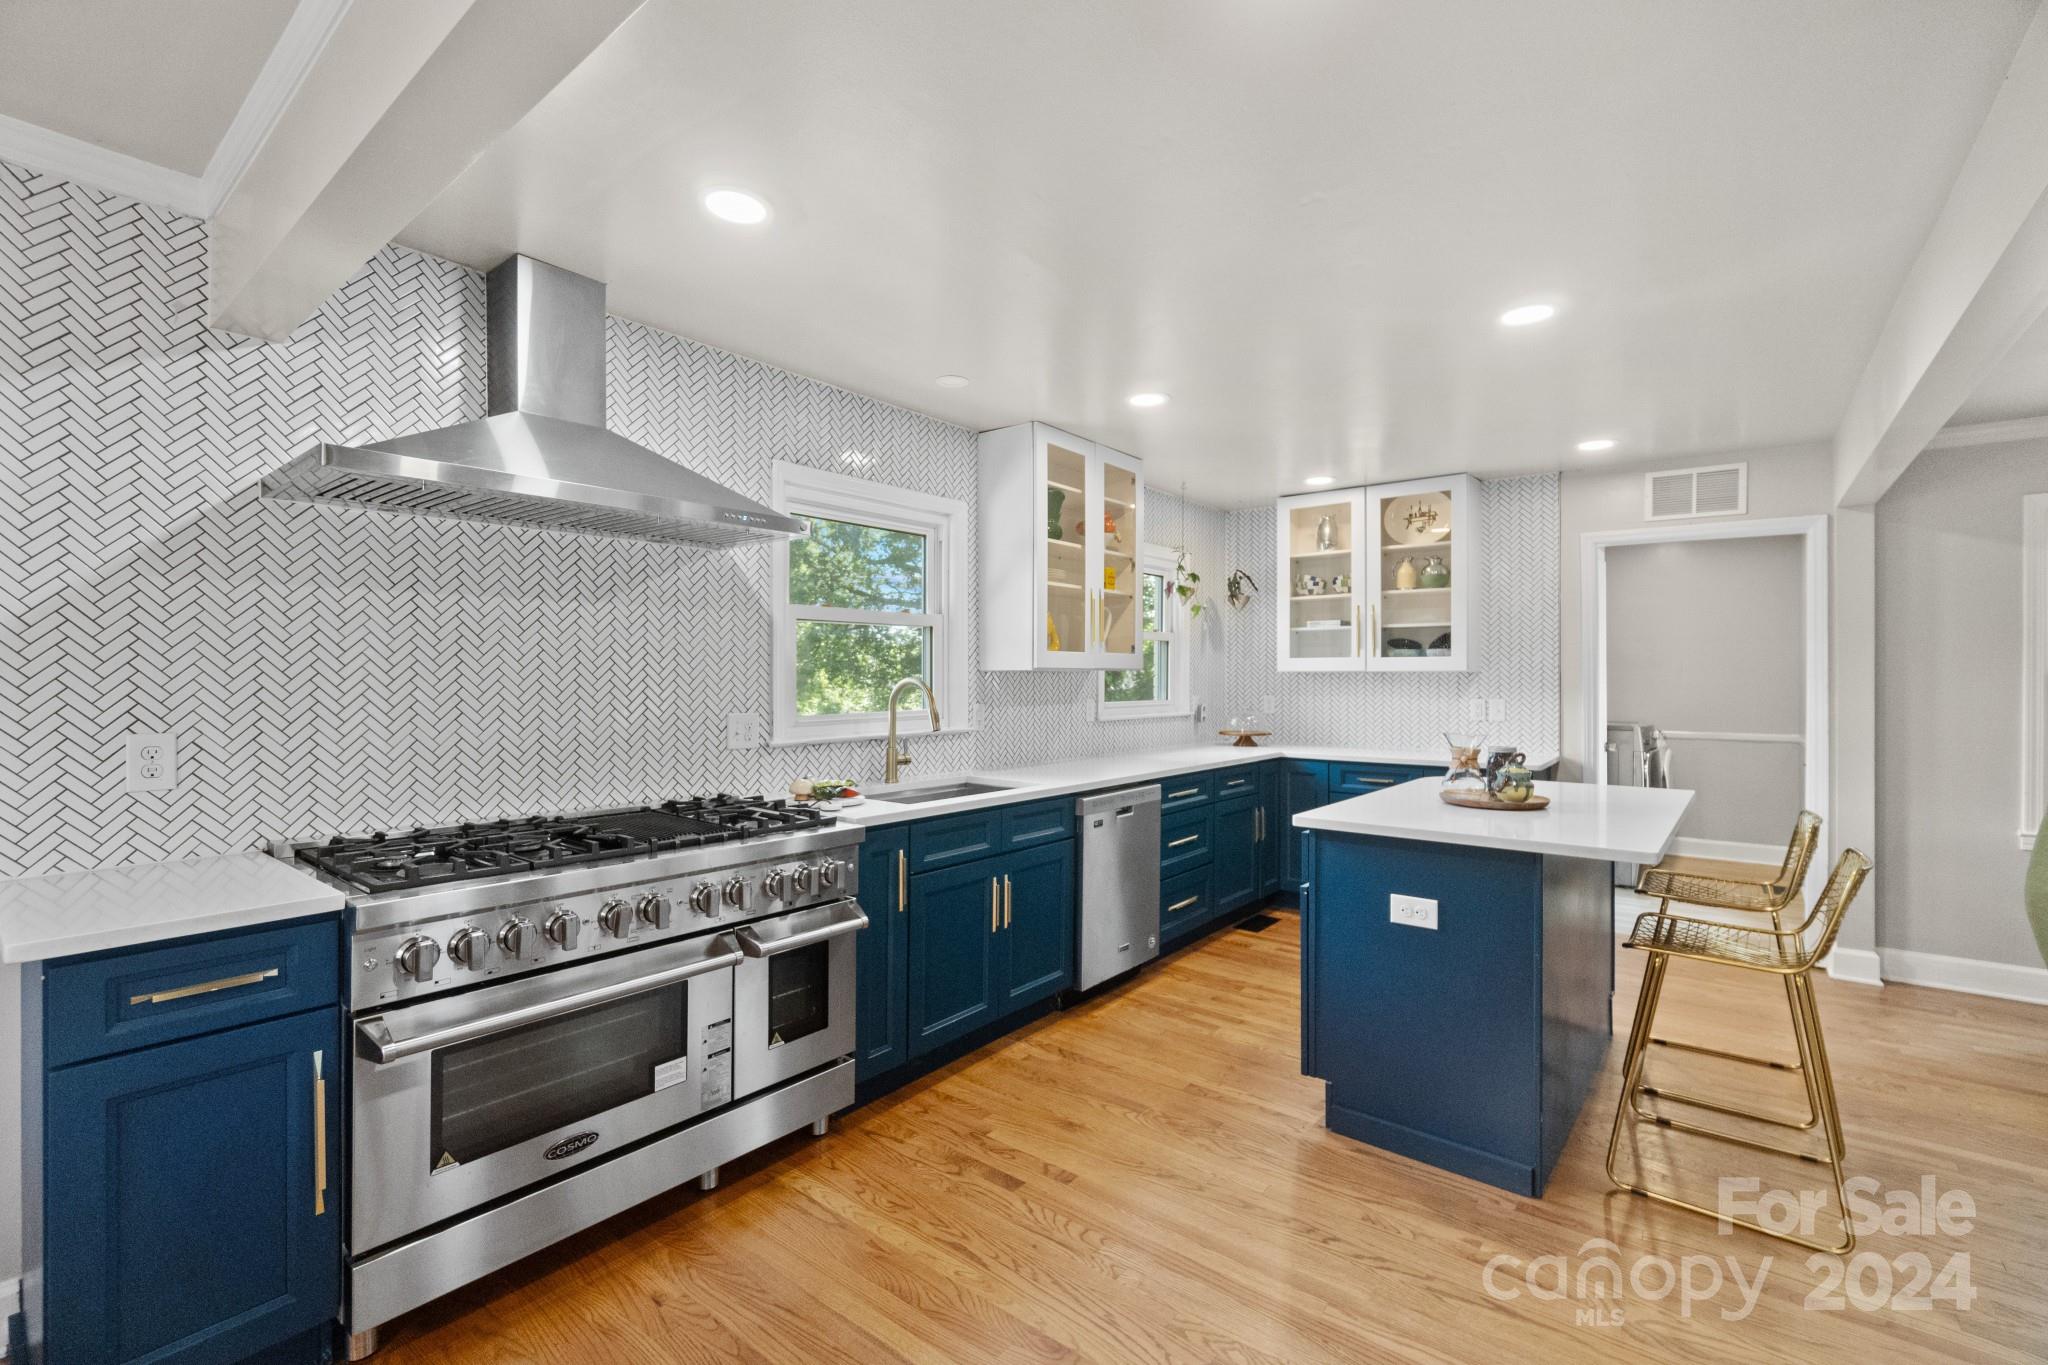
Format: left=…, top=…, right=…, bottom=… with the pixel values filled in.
left=875, top=781, right=1017, bottom=805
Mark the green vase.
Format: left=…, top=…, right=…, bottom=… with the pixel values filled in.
left=1047, top=487, right=1065, bottom=541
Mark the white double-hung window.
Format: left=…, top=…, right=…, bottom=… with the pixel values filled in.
left=1098, top=544, right=1190, bottom=719
left=771, top=461, right=970, bottom=744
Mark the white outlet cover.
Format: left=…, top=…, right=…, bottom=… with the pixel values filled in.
left=725, top=713, right=761, bottom=750
left=1467, top=696, right=1486, bottom=721
left=1486, top=697, right=1507, bottom=721
left=1389, top=893, right=1438, bottom=929
left=1260, top=694, right=1278, bottom=714
left=123, top=732, right=176, bottom=794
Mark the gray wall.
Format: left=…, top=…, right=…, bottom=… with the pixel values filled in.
left=1606, top=536, right=1806, bottom=846
left=1876, top=441, right=2048, bottom=968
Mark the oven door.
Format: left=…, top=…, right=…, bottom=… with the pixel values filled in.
left=351, top=931, right=741, bottom=1253
left=731, top=899, right=866, bottom=1097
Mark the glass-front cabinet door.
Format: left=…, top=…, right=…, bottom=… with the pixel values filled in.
left=1094, top=446, right=1143, bottom=666
left=1040, top=430, right=1096, bottom=666
left=1276, top=489, right=1368, bottom=671
left=1363, top=473, right=1479, bottom=672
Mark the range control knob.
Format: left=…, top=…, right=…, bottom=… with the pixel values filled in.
left=791, top=864, right=815, bottom=894
left=497, top=916, right=536, bottom=957
left=599, top=898, right=633, bottom=938
left=397, top=936, right=441, bottom=980
left=721, top=876, right=747, bottom=908
left=637, top=892, right=672, bottom=930
left=448, top=926, right=493, bottom=972
left=688, top=883, right=715, bottom=916
left=761, top=868, right=788, bottom=900
left=818, top=860, right=840, bottom=889
left=544, top=909, right=581, bottom=950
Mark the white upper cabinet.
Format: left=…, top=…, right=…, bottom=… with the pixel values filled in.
left=978, top=422, right=1145, bottom=670
left=1276, top=473, right=1481, bottom=673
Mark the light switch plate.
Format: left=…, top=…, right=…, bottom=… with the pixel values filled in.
left=1389, top=893, right=1438, bottom=929
left=1467, top=696, right=1486, bottom=721
left=1260, top=694, right=1278, bottom=714
left=1486, top=697, right=1506, bottom=722
left=725, top=713, right=761, bottom=750
left=124, top=732, right=176, bottom=794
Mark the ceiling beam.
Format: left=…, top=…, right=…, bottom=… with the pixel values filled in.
left=207, top=0, right=645, bottom=341
left=1831, top=6, right=2048, bottom=507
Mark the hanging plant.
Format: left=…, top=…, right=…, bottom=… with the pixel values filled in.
left=1172, top=549, right=1205, bottom=619
left=1225, top=568, right=1257, bottom=610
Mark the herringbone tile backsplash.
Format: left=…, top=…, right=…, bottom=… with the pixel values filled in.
left=0, top=161, right=1556, bottom=879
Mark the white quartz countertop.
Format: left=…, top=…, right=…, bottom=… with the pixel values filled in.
left=0, top=852, right=345, bottom=964
left=1291, top=779, right=1693, bottom=863
left=835, top=742, right=1559, bottom=828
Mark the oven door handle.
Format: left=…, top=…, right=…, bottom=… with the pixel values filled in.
left=357, top=936, right=745, bottom=1064
left=732, top=902, right=870, bottom=958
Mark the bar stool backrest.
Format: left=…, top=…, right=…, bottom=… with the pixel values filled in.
left=1772, top=809, right=1823, bottom=905
left=1797, top=849, right=1872, bottom=966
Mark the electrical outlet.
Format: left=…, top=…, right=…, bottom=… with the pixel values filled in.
left=725, top=713, right=761, bottom=750
left=1486, top=697, right=1506, bottom=722
left=1389, top=893, right=1438, bottom=930
left=1467, top=696, right=1486, bottom=721
left=124, top=732, right=176, bottom=794
left=1260, top=694, right=1278, bottom=714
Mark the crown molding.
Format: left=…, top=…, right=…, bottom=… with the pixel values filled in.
left=1926, top=413, right=2048, bottom=450
left=0, top=0, right=349, bottom=223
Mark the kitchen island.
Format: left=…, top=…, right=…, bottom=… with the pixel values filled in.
left=1293, top=778, right=1692, bottom=1195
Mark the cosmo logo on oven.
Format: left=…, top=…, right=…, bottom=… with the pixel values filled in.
left=544, top=1132, right=602, bottom=1161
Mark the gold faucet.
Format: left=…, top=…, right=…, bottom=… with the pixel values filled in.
left=884, top=677, right=941, bottom=784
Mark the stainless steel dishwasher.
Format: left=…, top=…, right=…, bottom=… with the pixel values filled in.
left=1075, top=784, right=1163, bottom=989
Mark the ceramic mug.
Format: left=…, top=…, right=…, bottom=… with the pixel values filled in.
left=1302, top=574, right=1324, bottom=594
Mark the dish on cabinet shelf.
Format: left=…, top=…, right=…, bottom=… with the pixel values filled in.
left=1383, top=491, right=1452, bottom=546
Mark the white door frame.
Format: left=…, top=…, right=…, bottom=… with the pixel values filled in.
left=1580, top=514, right=1831, bottom=907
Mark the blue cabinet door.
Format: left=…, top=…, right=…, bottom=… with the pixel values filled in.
left=1283, top=761, right=1329, bottom=887
left=907, top=859, right=1003, bottom=1057
left=1258, top=763, right=1284, bottom=894
left=44, top=1006, right=342, bottom=1365
left=854, top=826, right=910, bottom=1080
left=999, top=840, right=1074, bottom=1011
left=1213, top=796, right=1259, bottom=912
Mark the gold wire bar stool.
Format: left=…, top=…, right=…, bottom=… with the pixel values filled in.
left=1631, top=810, right=1823, bottom=1131
left=1606, top=848, right=1871, bottom=1254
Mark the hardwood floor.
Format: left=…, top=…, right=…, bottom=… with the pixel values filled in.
left=375, top=910, right=2048, bottom=1364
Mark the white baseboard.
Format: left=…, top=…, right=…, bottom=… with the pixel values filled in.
left=1668, top=836, right=1784, bottom=865
left=1878, top=949, right=2048, bottom=1005
left=1823, top=947, right=1883, bottom=986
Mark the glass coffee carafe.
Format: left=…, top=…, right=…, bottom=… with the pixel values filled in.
left=1444, top=731, right=1488, bottom=796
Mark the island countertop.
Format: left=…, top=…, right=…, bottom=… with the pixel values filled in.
left=1292, top=778, right=1693, bottom=863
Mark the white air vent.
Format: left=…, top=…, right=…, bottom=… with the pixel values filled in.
left=1644, top=463, right=1747, bottom=521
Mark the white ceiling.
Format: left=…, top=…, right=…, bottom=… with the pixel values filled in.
left=395, top=0, right=2037, bottom=505
left=1953, top=307, right=2048, bottom=426
left=0, top=0, right=297, bottom=176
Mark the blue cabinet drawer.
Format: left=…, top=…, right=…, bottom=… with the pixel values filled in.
left=43, top=916, right=341, bottom=1068
left=1160, top=806, right=1213, bottom=874
left=1160, top=866, right=1213, bottom=930
left=1212, top=768, right=1260, bottom=803
left=910, top=809, right=1003, bottom=870
left=1331, top=763, right=1430, bottom=796
left=1002, top=798, right=1074, bottom=849
left=1159, top=772, right=1214, bottom=812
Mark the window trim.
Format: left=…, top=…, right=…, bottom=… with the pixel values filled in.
left=2023, top=494, right=2047, bottom=850
left=1097, top=544, right=1191, bottom=720
left=771, top=461, right=972, bottom=746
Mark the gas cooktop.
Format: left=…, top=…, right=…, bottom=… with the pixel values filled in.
left=296, top=796, right=836, bottom=894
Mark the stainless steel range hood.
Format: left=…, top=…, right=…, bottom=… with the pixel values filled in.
left=261, top=255, right=809, bottom=546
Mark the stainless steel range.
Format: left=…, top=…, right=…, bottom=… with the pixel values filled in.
left=277, top=797, right=866, bottom=1358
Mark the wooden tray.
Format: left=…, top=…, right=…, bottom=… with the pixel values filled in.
left=1439, top=790, right=1549, bottom=812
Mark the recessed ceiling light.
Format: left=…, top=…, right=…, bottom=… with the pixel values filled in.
left=935, top=375, right=969, bottom=389
left=1127, top=392, right=1169, bottom=408
left=703, top=188, right=771, bottom=225
left=1304, top=475, right=1335, bottom=487
left=1499, top=303, right=1556, bottom=327
left=1575, top=438, right=1618, bottom=453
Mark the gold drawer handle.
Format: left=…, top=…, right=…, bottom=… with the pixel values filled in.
left=1167, top=787, right=1201, bottom=799
left=1223, top=777, right=1250, bottom=788
left=313, top=1049, right=327, bottom=1216
left=1167, top=895, right=1201, bottom=913
left=129, top=967, right=279, bottom=1006
left=1167, top=834, right=1200, bottom=848
left=897, top=848, right=908, bottom=912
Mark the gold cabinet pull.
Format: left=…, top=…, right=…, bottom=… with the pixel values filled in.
left=991, top=878, right=1000, bottom=932
left=1167, top=834, right=1200, bottom=848
left=1355, top=603, right=1363, bottom=656
left=129, top=967, right=278, bottom=1006
left=1167, top=786, right=1200, bottom=799
left=1255, top=808, right=1263, bottom=841
left=313, top=1049, right=328, bottom=1216
left=1003, top=875, right=1013, bottom=929
left=1167, top=894, right=1201, bottom=913
left=897, top=848, right=907, bottom=912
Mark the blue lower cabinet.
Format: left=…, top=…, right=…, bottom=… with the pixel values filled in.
left=1160, top=865, right=1213, bottom=941
left=43, top=1005, right=343, bottom=1365
left=907, top=857, right=1005, bottom=1056
left=1283, top=761, right=1330, bottom=886
left=999, top=840, right=1074, bottom=1009
left=1212, top=795, right=1259, bottom=912
left=1257, top=763, right=1283, bottom=895
left=854, top=825, right=911, bottom=1080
